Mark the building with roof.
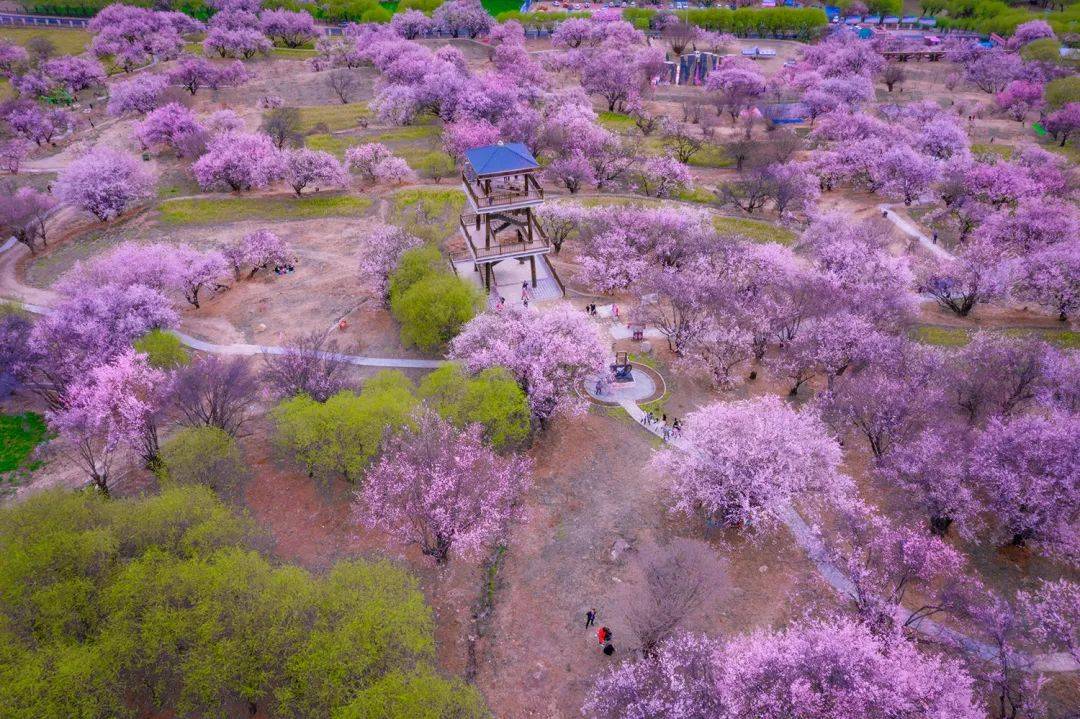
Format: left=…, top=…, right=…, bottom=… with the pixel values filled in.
left=452, top=142, right=564, bottom=301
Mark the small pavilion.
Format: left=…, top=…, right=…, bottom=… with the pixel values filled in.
left=453, top=142, right=564, bottom=301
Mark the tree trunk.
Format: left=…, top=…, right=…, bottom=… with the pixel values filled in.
left=929, top=515, right=952, bottom=536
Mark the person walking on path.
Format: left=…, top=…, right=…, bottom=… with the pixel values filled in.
left=598, top=626, right=611, bottom=645
left=586, top=609, right=596, bottom=629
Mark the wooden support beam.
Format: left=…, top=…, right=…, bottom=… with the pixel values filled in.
left=530, top=255, right=536, bottom=288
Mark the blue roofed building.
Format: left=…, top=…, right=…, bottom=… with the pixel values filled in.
left=454, top=142, right=564, bottom=301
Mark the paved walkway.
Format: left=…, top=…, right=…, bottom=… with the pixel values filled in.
left=879, top=203, right=954, bottom=261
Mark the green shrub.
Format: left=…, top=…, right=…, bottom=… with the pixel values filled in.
left=157, top=426, right=247, bottom=493
left=134, top=329, right=190, bottom=369
left=272, top=372, right=418, bottom=481
left=392, top=273, right=482, bottom=352
left=419, top=363, right=531, bottom=450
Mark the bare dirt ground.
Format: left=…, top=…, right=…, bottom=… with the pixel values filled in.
left=474, top=410, right=832, bottom=719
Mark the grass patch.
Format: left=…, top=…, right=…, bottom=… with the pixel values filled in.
left=713, top=216, right=797, bottom=245
left=271, top=46, right=319, bottom=59
left=389, top=187, right=465, bottom=243
left=1045, top=140, right=1080, bottom=165
left=481, top=0, right=523, bottom=14
left=575, top=196, right=664, bottom=208
left=0, top=412, right=47, bottom=476
left=598, top=111, right=635, bottom=130
left=305, top=133, right=354, bottom=159
left=158, top=193, right=373, bottom=224
left=368, top=124, right=441, bottom=143
left=675, top=186, right=716, bottom=205
left=971, top=143, right=1014, bottom=160
left=1004, top=327, right=1080, bottom=350
left=0, top=28, right=91, bottom=55
left=910, top=325, right=1080, bottom=350
left=687, top=144, right=732, bottom=168
left=293, top=102, right=371, bottom=132
left=910, top=325, right=971, bottom=347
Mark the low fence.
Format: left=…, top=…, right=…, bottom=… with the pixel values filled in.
left=0, top=12, right=90, bottom=27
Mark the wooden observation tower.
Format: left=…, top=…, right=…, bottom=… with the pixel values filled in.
left=455, top=142, right=564, bottom=299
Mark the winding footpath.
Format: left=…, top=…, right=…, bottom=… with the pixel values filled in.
left=0, top=240, right=444, bottom=369
left=3, top=237, right=1075, bottom=674
left=879, top=202, right=954, bottom=261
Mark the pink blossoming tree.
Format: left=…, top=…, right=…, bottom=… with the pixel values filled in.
left=449, top=303, right=607, bottom=424
left=969, top=412, right=1080, bottom=559
left=357, top=412, right=531, bottom=563
left=652, top=395, right=850, bottom=533
left=55, top=147, right=155, bottom=221
left=192, top=131, right=284, bottom=192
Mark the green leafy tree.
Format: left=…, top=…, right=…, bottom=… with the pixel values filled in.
left=272, top=371, right=418, bottom=482
left=134, top=328, right=190, bottom=369
left=419, top=363, right=531, bottom=450
left=157, top=425, right=248, bottom=493
left=866, top=0, right=902, bottom=17
left=0, top=487, right=486, bottom=719
left=392, top=274, right=482, bottom=352
left=388, top=245, right=444, bottom=299
left=1045, top=76, right=1080, bottom=110
left=1020, top=37, right=1064, bottom=64
left=920, top=0, right=947, bottom=15
left=333, top=670, right=488, bottom=719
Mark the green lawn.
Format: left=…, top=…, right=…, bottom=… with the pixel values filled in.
left=293, top=103, right=372, bottom=132
left=598, top=111, right=636, bottom=130
left=713, top=216, right=797, bottom=245
left=909, top=325, right=972, bottom=347
left=367, top=124, right=441, bottom=144
left=389, top=188, right=466, bottom=243
left=687, top=144, right=732, bottom=169
left=158, top=194, right=374, bottom=224
left=0, top=27, right=91, bottom=55
left=641, top=136, right=732, bottom=169
left=481, top=0, right=523, bottom=15
left=970, top=143, right=1014, bottom=160
left=0, top=412, right=47, bottom=475
left=674, top=186, right=716, bottom=205
left=306, top=133, right=354, bottom=159
left=271, top=47, right=319, bottom=59
left=911, top=325, right=1080, bottom=349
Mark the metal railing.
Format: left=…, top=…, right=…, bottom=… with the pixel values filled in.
left=461, top=173, right=544, bottom=210
left=542, top=255, right=566, bottom=297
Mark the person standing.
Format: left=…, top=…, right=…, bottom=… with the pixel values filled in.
left=598, top=626, right=611, bottom=645
left=585, top=609, right=596, bottom=629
